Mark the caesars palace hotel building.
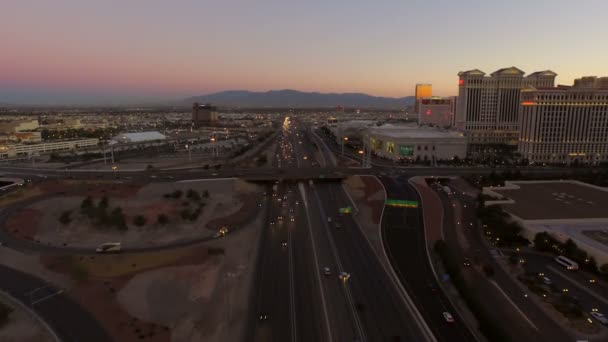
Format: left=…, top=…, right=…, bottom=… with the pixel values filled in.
left=518, top=76, right=608, bottom=164
left=455, top=67, right=557, bottom=153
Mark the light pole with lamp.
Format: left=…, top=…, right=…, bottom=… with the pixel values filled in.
left=342, top=136, right=348, bottom=156
left=185, top=144, right=192, bottom=162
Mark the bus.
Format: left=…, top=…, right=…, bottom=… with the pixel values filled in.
left=555, top=255, right=579, bottom=270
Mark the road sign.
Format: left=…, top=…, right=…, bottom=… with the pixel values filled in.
left=338, top=207, right=352, bottom=214
left=385, top=199, right=419, bottom=208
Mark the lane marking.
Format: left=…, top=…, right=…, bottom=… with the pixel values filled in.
left=489, top=281, right=538, bottom=331
left=311, top=185, right=367, bottom=342
left=547, top=265, right=608, bottom=306
left=299, top=182, right=334, bottom=342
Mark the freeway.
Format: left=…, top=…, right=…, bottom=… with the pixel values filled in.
left=0, top=264, right=111, bottom=342
left=380, top=176, right=476, bottom=342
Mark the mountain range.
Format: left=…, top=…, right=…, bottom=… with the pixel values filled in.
left=186, top=90, right=415, bottom=108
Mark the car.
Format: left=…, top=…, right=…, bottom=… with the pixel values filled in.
left=259, top=313, right=269, bottom=321
left=327, top=217, right=332, bottom=223
left=542, top=277, right=552, bottom=285
left=339, top=272, right=351, bottom=281
left=463, top=258, right=471, bottom=267
left=277, top=216, right=283, bottom=221
left=290, top=216, right=295, bottom=222
left=334, top=222, right=342, bottom=228
left=591, top=312, right=608, bottom=325
left=95, top=242, right=122, bottom=253
left=428, top=283, right=437, bottom=292
left=323, top=267, right=331, bottom=275
left=281, top=241, right=287, bottom=248
left=269, top=221, right=275, bottom=226
left=442, top=312, right=455, bottom=323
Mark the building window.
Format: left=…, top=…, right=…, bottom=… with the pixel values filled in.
left=424, top=145, right=428, bottom=151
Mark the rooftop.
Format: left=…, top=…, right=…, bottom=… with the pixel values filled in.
left=490, top=181, right=608, bottom=220
left=113, top=131, right=166, bottom=142
left=369, top=126, right=464, bottom=139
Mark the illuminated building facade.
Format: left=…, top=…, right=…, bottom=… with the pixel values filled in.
left=456, top=67, right=556, bottom=154
left=192, top=103, right=219, bottom=126
left=518, top=76, right=608, bottom=164
left=414, top=84, right=432, bottom=112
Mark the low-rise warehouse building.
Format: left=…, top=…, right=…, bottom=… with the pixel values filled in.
left=111, top=131, right=167, bottom=144
left=0, top=138, right=99, bottom=158
left=484, top=180, right=608, bottom=263
left=368, top=126, right=467, bottom=162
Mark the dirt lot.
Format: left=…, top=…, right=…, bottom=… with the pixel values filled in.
left=41, top=206, right=263, bottom=342
left=8, top=179, right=262, bottom=249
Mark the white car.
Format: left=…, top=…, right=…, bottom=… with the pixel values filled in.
left=443, top=312, right=455, bottom=323
left=327, top=217, right=332, bottom=223
left=96, top=242, right=122, bottom=253
left=591, top=312, right=608, bottom=325
left=323, top=267, right=331, bottom=276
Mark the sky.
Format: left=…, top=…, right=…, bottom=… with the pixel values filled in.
left=1, top=0, right=608, bottom=105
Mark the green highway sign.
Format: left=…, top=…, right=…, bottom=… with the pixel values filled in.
left=385, top=199, right=419, bottom=208
left=339, top=207, right=352, bottom=214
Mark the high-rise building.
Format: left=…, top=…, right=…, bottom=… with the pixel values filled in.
left=417, top=96, right=457, bottom=128
left=518, top=76, right=608, bottom=165
left=414, top=84, right=432, bottom=112
left=192, top=103, right=219, bottom=126
left=455, top=67, right=557, bottom=154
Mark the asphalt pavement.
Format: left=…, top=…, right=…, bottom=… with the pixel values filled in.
left=379, top=176, right=476, bottom=342
left=0, top=264, right=111, bottom=342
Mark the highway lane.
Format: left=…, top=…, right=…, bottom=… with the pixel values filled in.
left=380, top=176, right=476, bottom=342
left=311, top=182, right=430, bottom=341
left=436, top=182, right=573, bottom=342
left=0, top=264, right=111, bottom=342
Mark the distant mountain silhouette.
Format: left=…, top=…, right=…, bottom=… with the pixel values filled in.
left=186, top=90, right=414, bottom=108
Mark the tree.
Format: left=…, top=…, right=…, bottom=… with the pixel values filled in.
left=98, top=196, right=109, bottom=209
left=186, top=189, right=201, bottom=201
left=133, top=215, right=146, bottom=227
left=81, top=196, right=93, bottom=210
left=202, top=190, right=210, bottom=199
left=600, top=264, right=608, bottom=274
left=59, top=211, right=72, bottom=225
left=171, top=190, right=183, bottom=199
left=482, top=264, right=495, bottom=278
left=157, top=214, right=169, bottom=225
left=180, top=209, right=192, bottom=220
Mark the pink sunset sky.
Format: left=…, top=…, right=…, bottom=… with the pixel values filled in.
left=1, top=0, right=607, bottom=104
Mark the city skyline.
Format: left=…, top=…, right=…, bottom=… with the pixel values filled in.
left=2, top=0, right=608, bottom=105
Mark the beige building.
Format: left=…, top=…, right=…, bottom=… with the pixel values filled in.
left=456, top=67, right=557, bottom=154
left=417, top=96, right=456, bottom=128
left=518, top=76, right=608, bottom=165
left=368, top=126, right=466, bottom=162
left=0, top=119, right=39, bottom=133
left=0, top=138, right=98, bottom=158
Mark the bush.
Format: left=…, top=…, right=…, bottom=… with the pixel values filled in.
left=0, top=301, right=13, bottom=327
left=157, top=214, right=169, bottom=225
left=81, top=196, right=93, bottom=209
left=59, top=210, right=72, bottom=225
left=133, top=215, right=146, bottom=227
left=171, top=190, right=183, bottom=199
left=186, top=189, right=201, bottom=201
left=98, top=196, right=109, bottom=209
left=202, top=190, right=210, bottom=199
left=180, top=209, right=192, bottom=220
left=483, top=264, right=495, bottom=277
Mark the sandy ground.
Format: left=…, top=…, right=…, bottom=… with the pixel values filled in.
left=42, top=203, right=264, bottom=342
left=116, top=214, right=262, bottom=342
left=0, top=296, right=54, bottom=342
left=14, top=179, right=261, bottom=249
